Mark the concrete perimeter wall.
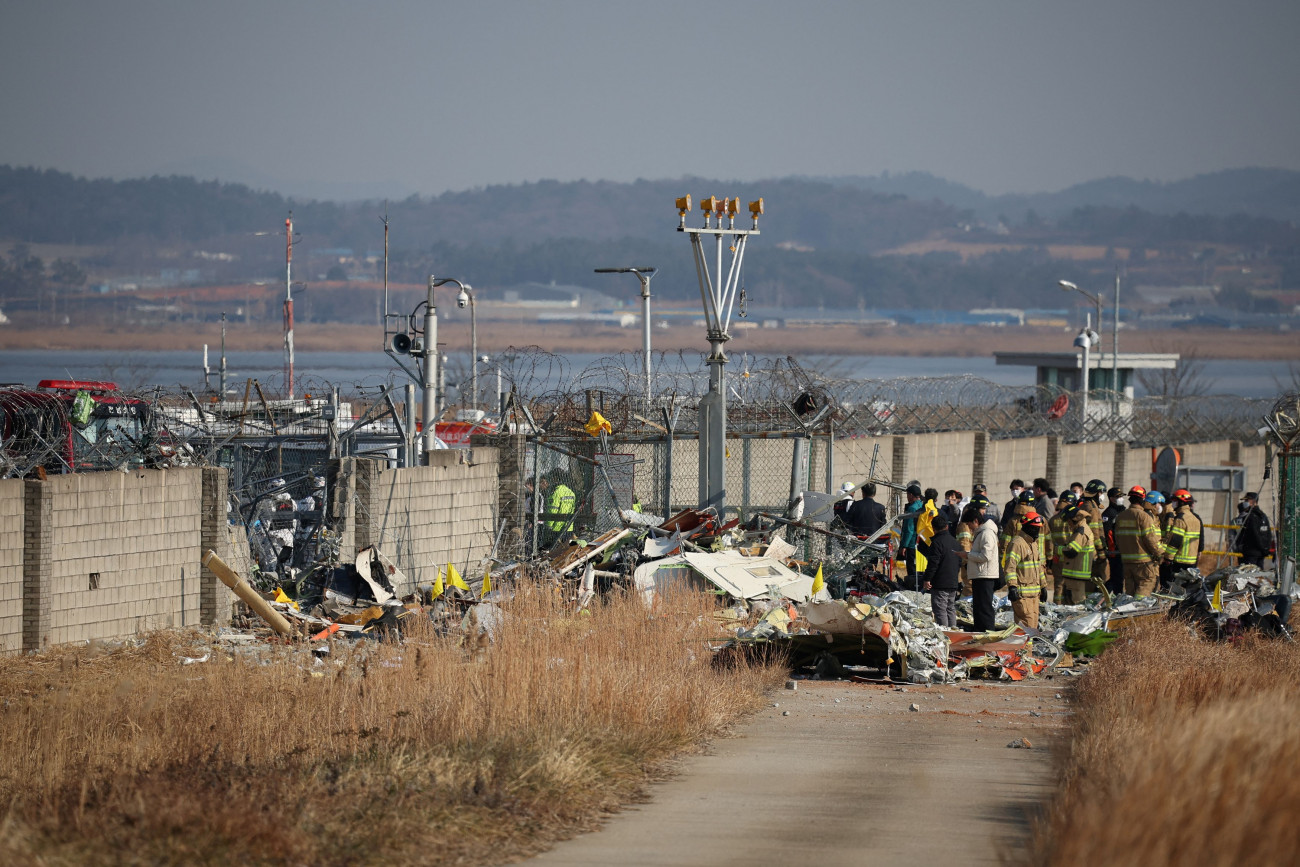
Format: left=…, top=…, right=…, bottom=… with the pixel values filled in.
left=42, top=469, right=204, bottom=646
left=1, top=451, right=502, bottom=653
left=353, top=449, right=499, bottom=593
left=0, top=480, right=23, bottom=654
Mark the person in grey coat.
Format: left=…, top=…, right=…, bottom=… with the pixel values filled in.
left=959, top=504, right=1001, bottom=631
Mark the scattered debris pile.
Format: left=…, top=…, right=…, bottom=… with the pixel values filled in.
left=203, top=506, right=1295, bottom=689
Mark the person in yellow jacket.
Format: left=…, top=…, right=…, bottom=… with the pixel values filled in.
left=1044, top=491, right=1077, bottom=603
left=1080, top=479, right=1108, bottom=589
left=538, top=472, right=577, bottom=551
left=1000, top=489, right=1035, bottom=569
left=1115, top=485, right=1164, bottom=597
left=1057, top=504, right=1096, bottom=604
left=1004, top=511, right=1047, bottom=629
left=1162, top=489, right=1203, bottom=577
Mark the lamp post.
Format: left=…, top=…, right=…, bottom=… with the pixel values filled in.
left=1060, top=278, right=1120, bottom=396
left=675, top=195, right=763, bottom=512
left=594, top=266, right=657, bottom=403
left=423, top=276, right=471, bottom=463
left=456, top=285, right=477, bottom=412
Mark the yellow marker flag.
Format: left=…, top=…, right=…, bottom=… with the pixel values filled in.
left=429, top=568, right=445, bottom=601
left=273, top=587, right=299, bottom=610
left=481, top=569, right=492, bottom=598
left=447, top=562, right=470, bottom=591
left=584, top=411, right=612, bottom=437
left=1211, top=580, right=1222, bottom=612
left=811, top=562, right=825, bottom=595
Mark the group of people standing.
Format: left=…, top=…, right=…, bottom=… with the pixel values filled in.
left=836, top=473, right=1272, bottom=634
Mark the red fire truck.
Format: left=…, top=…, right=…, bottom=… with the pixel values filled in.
left=0, top=380, right=152, bottom=475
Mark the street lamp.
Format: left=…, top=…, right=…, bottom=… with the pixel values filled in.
left=423, top=276, right=471, bottom=463
left=594, top=266, right=657, bottom=403
left=1060, top=278, right=1120, bottom=396
left=456, top=285, right=477, bottom=413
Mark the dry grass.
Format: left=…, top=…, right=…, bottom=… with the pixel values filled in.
left=0, top=586, right=782, bottom=866
left=1026, top=620, right=1300, bottom=866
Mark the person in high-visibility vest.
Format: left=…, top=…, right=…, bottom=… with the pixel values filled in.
left=1004, top=510, right=1047, bottom=629
left=1057, top=504, right=1095, bottom=605
left=1080, top=479, right=1108, bottom=589
left=1044, top=491, right=1078, bottom=603
left=1162, top=489, right=1203, bottom=576
left=1115, top=486, right=1163, bottom=597
left=538, top=473, right=577, bottom=551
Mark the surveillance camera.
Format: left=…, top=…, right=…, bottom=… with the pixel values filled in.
left=456, top=288, right=470, bottom=309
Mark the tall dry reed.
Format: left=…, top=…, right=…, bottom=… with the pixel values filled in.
left=1026, top=620, right=1300, bottom=866
left=0, top=584, right=781, bottom=866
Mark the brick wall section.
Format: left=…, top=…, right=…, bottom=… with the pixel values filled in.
left=1057, top=441, right=1120, bottom=493
left=972, top=432, right=988, bottom=488
left=353, top=457, right=382, bottom=553
left=889, top=436, right=906, bottom=486
left=199, top=467, right=234, bottom=627
left=22, top=479, right=52, bottom=652
left=906, top=432, right=976, bottom=498
left=42, top=468, right=204, bottom=646
left=0, top=480, right=23, bottom=654
left=479, top=433, right=527, bottom=557
left=1113, top=441, right=1129, bottom=491
left=985, top=437, right=1049, bottom=502
left=356, top=449, right=498, bottom=593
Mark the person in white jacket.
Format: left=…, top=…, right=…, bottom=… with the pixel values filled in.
left=959, top=504, right=1001, bottom=631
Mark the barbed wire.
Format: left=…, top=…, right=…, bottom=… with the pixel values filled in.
left=0, top=355, right=1282, bottom=483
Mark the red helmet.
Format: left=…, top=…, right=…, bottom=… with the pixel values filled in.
left=1172, top=489, right=1194, bottom=505
left=1128, top=485, right=1147, bottom=501
left=1021, top=510, right=1044, bottom=528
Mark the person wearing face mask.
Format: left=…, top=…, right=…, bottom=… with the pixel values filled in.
left=1234, top=492, right=1273, bottom=568
left=1080, top=479, right=1109, bottom=590
left=1001, top=479, right=1026, bottom=532
left=1101, top=487, right=1126, bottom=595
left=1004, top=511, right=1047, bottom=628
left=1058, top=505, right=1096, bottom=605
left=1001, top=488, right=1036, bottom=570
left=1045, top=491, right=1077, bottom=603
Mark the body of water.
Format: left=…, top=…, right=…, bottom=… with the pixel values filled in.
left=0, top=349, right=1293, bottom=398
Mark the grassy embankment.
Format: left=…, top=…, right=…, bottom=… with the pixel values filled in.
left=0, top=586, right=782, bottom=866
left=1027, top=619, right=1300, bottom=865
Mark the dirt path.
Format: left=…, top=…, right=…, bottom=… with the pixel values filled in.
left=526, top=677, right=1066, bottom=867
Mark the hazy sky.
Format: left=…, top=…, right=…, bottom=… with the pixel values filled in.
left=2, top=0, right=1297, bottom=200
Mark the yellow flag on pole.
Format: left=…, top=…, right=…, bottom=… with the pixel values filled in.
left=584, top=411, right=612, bottom=437
left=811, top=562, right=825, bottom=595
left=447, top=563, right=470, bottom=591
left=481, top=569, right=492, bottom=598
left=430, top=568, right=445, bottom=601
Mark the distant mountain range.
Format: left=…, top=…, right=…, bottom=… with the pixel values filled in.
left=1, top=164, right=1296, bottom=315
left=814, top=168, right=1300, bottom=223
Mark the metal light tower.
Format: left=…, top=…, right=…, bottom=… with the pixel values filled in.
left=419, top=276, right=471, bottom=463
left=675, top=195, right=763, bottom=512
left=594, top=266, right=657, bottom=402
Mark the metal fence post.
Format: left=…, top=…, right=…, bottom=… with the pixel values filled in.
left=742, top=436, right=753, bottom=523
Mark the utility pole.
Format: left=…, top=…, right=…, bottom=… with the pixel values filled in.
left=595, top=267, right=658, bottom=403
left=284, top=212, right=295, bottom=399
left=220, top=312, right=228, bottom=397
